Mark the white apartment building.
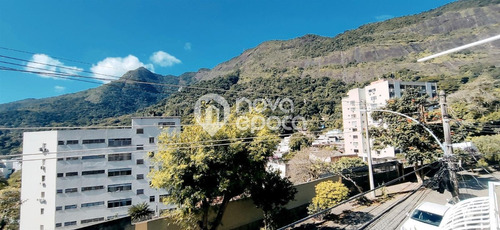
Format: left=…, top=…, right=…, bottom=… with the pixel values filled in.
left=20, top=117, right=180, bottom=230
left=342, top=79, right=437, bottom=163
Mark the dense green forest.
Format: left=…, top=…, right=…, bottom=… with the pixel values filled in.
left=1, top=0, right=499, bottom=156
left=0, top=68, right=196, bottom=155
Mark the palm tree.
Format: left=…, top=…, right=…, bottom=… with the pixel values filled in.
left=128, top=202, right=154, bottom=222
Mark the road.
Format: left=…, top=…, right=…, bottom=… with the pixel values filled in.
left=363, top=171, right=499, bottom=230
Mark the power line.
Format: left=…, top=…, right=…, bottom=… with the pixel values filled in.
left=0, top=128, right=350, bottom=159
left=0, top=46, right=98, bottom=66
left=2, top=130, right=329, bottom=162
left=0, top=54, right=323, bottom=99
left=277, top=161, right=439, bottom=230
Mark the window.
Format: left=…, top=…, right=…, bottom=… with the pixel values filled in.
left=158, top=121, right=175, bottom=127
left=136, top=144, right=144, bottom=150
left=353, top=135, right=358, bottom=139
left=136, top=128, right=144, bottom=134
left=65, top=157, right=79, bottom=161
left=41, top=208, right=44, bottom=215
left=354, top=149, right=359, bottom=153
left=42, top=175, right=45, bottom=182
left=65, top=172, right=78, bottom=177
left=137, top=189, right=144, bottom=195
left=137, top=174, right=144, bottom=180
left=65, top=188, right=78, bottom=193
left=55, top=223, right=62, bottom=228
left=82, top=155, right=105, bottom=160
left=108, top=168, right=132, bottom=177
left=352, top=128, right=358, bottom=132
left=41, top=192, right=45, bottom=198
left=82, top=139, right=105, bottom=144
left=149, top=166, right=154, bottom=172
left=108, top=183, right=132, bottom=192
left=57, top=158, right=63, bottom=161
left=107, top=198, right=132, bottom=208
left=66, top=140, right=78, bottom=145
left=149, top=196, right=155, bottom=202
left=57, top=173, right=63, bottom=177
left=64, top=205, right=77, bottom=210
left=40, top=225, right=44, bottom=230
left=82, top=170, right=105, bottom=175
left=81, top=201, right=104, bottom=208
left=82, top=185, right=104, bottom=192
left=149, top=137, right=154, bottom=144
left=56, top=206, right=62, bottom=211
left=108, top=138, right=132, bottom=147
left=64, top=221, right=76, bottom=226
left=136, top=159, right=144, bottom=165
left=56, top=189, right=63, bottom=194
left=81, top=217, right=104, bottom=224
left=108, top=153, right=132, bottom=161
left=58, top=141, right=64, bottom=145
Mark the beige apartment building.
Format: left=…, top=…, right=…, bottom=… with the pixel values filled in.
left=342, top=79, right=437, bottom=163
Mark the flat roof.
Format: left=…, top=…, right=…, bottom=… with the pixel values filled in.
left=131, top=116, right=180, bottom=119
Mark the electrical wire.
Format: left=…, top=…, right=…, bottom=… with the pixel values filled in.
left=0, top=127, right=354, bottom=160
left=277, top=161, right=438, bottom=230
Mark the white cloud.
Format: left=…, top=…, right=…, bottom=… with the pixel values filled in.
left=149, top=51, right=181, bottom=67
left=26, top=54, right=83, bottom=79
left=91, top=55, right=154, bottom=82
left=375, top=14, right=394, bottom=22
left=184, top=42, right=192, bottom=51
left=54, top=85, right=66, bottom=93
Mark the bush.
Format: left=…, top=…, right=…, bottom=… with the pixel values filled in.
left=307, top=181, right=349, bottom=215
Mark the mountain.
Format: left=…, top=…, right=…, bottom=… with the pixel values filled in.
left=143, top=0, right=500, bottom=129
left=0, top=68, right=197, bottom=154
left=194, top=0, right=500, bottom=83
left=2, top=0, right=500, bottom=155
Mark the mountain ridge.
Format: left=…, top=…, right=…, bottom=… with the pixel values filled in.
left=1, top=0, right=500, bottom=155
left=193, top=0, right=500, bottom=83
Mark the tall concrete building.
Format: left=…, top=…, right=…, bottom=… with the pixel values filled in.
left=342, top=79, right=437, bottom=163
left=20, top=117, right=180, bottom=230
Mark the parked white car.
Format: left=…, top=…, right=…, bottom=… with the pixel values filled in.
left=401, top=202, right=450, bottom=230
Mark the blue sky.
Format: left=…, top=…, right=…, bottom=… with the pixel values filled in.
left=0, top=0, right=455, bottom=104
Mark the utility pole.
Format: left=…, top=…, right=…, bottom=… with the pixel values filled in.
left=363, top=101, right=376, bottom=198
left=439, top=90, right=460, bottom=198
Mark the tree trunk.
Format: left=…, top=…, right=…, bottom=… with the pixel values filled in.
left=341, top=174, right=363, bottom=194
left=209, top=195, right=231, bottom=230
left=200, top=199, right=210, bottom=230
left=414, top=163, right=423, bottom=184
left=263, top=211, right=272, bottom=230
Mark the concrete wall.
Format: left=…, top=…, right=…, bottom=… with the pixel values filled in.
left=134, top=175, right=340, bottom=230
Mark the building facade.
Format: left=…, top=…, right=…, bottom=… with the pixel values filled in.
left=342, top=79, right=437, bottom=162
left=20, top=117, right=180, bottom=230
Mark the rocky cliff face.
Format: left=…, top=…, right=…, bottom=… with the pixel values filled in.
left=194, top=1, right=500, bottom=83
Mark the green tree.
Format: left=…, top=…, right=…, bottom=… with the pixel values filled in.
left=0, top=187, right=21, bottom=230
left=6, top=171, right=21, bottom=189
left=449, top=75, right=500, bottom=122
left=471, top=134, right=500, bottom=165
left=307, top=181, right=349, bottom=215
left=128, top=202, right=154, bottom=222
left=329, top=157, right=366, bottom=193
left=250, top=171, right=297, bottom=230
left=150, top=109, right=281, bottom=230
left=370, top=88, right=441, bottom=183
left=289, top=132, right=314, bottom=152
